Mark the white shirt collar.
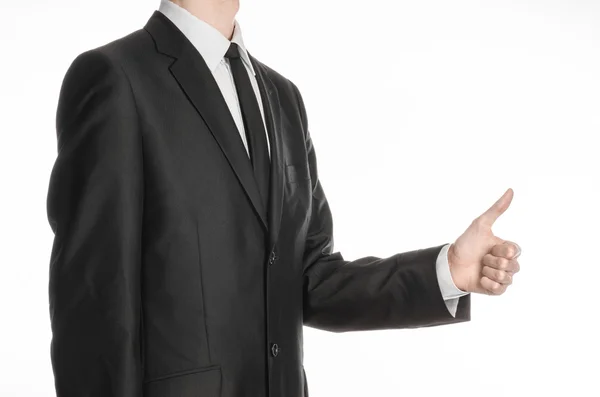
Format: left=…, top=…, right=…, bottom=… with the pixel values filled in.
left=158, top=0, right=256, bottom=75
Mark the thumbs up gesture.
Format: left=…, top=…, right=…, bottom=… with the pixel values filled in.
left=447, top=188, right=521, bottom=295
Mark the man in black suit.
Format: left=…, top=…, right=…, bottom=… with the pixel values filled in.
left=46, top=1, right=522, bottom=396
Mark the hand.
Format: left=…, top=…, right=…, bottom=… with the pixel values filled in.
left=447, top=188, right=521, bottom=295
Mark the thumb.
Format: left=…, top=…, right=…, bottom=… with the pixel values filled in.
left=478, top=188, right=514, bottom=226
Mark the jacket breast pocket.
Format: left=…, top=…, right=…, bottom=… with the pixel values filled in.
left=144, top=365, right=221, bottom=397
left=285, top=162, right=311, bottom=184
left=284, top=162, right=312, bottom=223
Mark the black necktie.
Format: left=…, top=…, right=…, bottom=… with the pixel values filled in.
left=224, top=42, right=271, bottom=208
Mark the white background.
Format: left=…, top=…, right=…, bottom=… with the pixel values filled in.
left=1, top=0, right=599, bottom=396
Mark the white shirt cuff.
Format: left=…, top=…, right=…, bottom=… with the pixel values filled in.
left=436, top=244, right=469, bottom=317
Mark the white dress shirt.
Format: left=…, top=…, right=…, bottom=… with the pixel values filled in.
left=157, top=0, right=469, bottom=317
left=158, top=0, right=270, bottom=158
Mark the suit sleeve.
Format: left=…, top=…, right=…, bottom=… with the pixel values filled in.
left=46, top=50, right=143, bottom=396
left=292, top=84, right=470, bottom=333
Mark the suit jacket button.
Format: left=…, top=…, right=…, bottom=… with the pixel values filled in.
left=271, top=343, right=280, bottom=357
left=268, top=250, right=277, bottom=266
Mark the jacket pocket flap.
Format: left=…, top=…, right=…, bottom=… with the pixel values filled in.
left=144, top=365, right=221, bottom=397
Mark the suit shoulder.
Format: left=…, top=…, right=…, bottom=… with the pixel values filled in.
left=93, top=27, right=150, bottom=61
left=65, top=28, right=151, bottom=78
left=56, top=31, right=147, bottom=138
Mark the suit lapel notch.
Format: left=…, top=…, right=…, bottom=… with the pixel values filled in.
left=145, top=11, right=269, bottom=230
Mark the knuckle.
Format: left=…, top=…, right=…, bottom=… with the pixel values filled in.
left=473, top=217, right=485, bottom=228
left=496, top=271, right=505, bottom=282
left=497, top=257, right=508, bottom=269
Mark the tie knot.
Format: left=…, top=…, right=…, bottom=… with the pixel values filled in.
left=225, top=42, right=240, bottom=59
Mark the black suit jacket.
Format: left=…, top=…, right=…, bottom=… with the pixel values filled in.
left=46, top=11, right=470, bottom=397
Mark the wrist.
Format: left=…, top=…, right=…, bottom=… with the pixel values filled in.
left=447, top=244, right=467, bottom=292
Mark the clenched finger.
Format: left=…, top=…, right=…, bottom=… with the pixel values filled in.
left=491, top=241, right=521, bottom=259
left=482, top=254, right=520, bottom=273
left=480, top=276, right=508, bottom=295
left=482, top=265, right=512, bottom=285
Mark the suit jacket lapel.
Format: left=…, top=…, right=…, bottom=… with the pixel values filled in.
left=144, top=11, right=268, bottom=231
left=249, top=53, right=284, bottom=251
